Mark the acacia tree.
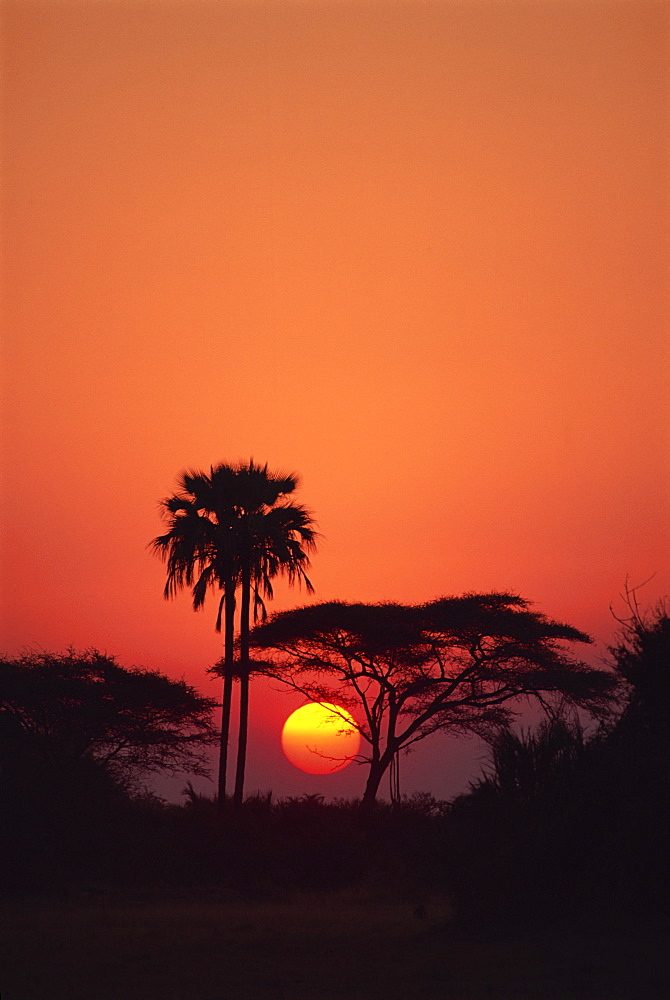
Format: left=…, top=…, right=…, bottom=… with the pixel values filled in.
left=0, top=649, right=217, bottom=792
left=249, top=594, right=618, bottom=806
left=151, top=461, right=317, bottom=807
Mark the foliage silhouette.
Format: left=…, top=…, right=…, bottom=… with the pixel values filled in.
left=609, top=586, right=670, bottom=744
left=601, top=592, right=670, bottom=910
left=476, top=716, right=588, bottom=805
left=4, top=595, right=666, bottom=949
left=0, top=648, right=217, bottom=789
left=446, top=668, right=670, bottom=931
left=151, top=460, right=317, bottom=806
left=0, top=649, right=218, bottom=894
left=453, top=588, right=669, bottom=925
left=249, top=594, right=617, bottom=805
left=3, top=591, right=664, bottom=937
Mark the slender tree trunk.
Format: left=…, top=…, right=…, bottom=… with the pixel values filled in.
left=234, top=663, right=249, bottom=807
left=361, top=760, right=386, bottom=809
left=233, top=559, right=251, bottom=808
left=389, top=751, right=401, bottom=805
left=361, top=745, right=398, bottom=809
left=217, top=584, right=236, bottom=811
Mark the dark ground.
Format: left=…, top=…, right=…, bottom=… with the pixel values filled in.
left=1, top=890, right=667, bottom=1000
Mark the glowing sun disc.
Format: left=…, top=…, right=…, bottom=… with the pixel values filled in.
left=281, top=702, right=361, bottom=774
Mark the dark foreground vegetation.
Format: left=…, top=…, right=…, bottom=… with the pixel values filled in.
left=1, top=599, right=669, bottom=998
left=1, top=768, right=668, bottom=1000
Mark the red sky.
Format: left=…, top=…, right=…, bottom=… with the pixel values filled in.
left=2, top=0, right=668, bottom=801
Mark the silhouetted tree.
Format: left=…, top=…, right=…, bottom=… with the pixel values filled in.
left=152, top=461, right=317, bottom=806
left=0, top=648, right=217, bottom=792
left=598, top=589, right=670, bottom=907
left=609, top=585, right=670, bottom=744
left=250, top=594, right=617, bottom=806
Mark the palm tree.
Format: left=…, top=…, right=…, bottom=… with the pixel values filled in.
left=233, top=490, right=318, bottom=805
left=151, top=465, right=239, bottom=807
left=151, top=461, right=317, bottom=808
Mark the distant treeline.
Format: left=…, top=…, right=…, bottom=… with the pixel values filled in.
left=1, top=598, right=668, bottom=930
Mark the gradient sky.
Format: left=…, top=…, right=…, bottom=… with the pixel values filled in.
left=2, top=0, right=668, bottom=802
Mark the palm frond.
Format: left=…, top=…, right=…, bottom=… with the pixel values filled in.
left=151, top=462, right=318, bottom=631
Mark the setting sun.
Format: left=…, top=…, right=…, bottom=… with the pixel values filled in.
left=281, top=703, right=361, bottom=775
left=2, top=0, right=667, bottom=804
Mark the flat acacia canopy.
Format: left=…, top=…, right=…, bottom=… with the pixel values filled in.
left=249, top=594, right=618, bottom=804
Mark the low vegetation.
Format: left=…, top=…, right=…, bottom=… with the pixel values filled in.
left=1, top=598, right=668, bottom=997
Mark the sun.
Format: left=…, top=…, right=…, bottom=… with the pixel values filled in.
left=281, top=702, right=361, bottom=774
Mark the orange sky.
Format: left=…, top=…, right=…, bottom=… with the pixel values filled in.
left=2, top=0, right=668, bottom=801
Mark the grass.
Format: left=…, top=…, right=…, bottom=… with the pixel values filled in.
left=1, top=890, right=668, bottom=1000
